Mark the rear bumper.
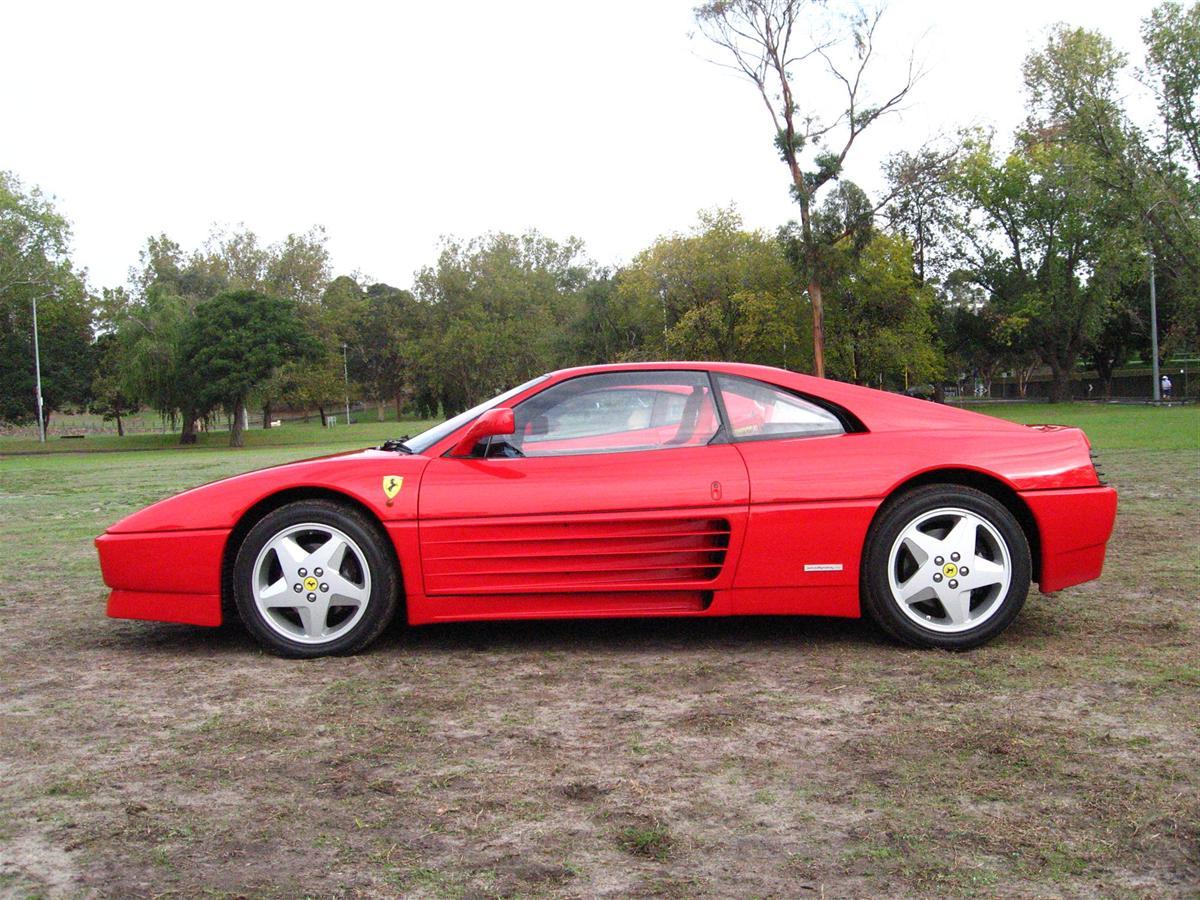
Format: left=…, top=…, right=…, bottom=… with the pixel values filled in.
left=1020, top=486, right=1118, bottom=593
left=95, top=528, right=228, bottom=627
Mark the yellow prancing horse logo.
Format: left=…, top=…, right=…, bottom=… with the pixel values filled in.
left=382, top=476, right=404, bottom=502
left=943, top=562, right=958, bottom=578
left=303, top=576, right=319, bottom=592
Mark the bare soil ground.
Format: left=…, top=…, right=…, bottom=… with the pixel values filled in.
left=0, top=437, right=1196, bottom=897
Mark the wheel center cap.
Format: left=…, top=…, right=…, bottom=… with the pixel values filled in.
left=303, top=576, right=319, bottom=592
left=942, top=563, right=958, bottom=578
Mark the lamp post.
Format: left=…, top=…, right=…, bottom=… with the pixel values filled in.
left=342, top=343, right=351, bottom=426
left=32, top=295, right=46, bottom=443
left=1144, top=200, right=1168, bottom=402
left=1149, top=255, right=1160, bottom=401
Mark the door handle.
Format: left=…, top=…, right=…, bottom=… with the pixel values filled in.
left=710, top=481, right=722, bottom=501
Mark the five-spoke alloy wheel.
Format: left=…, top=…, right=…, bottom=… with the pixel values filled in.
left=862, top=485, right=1031, bottom=650
left=234, top=500, right=398, bottom=658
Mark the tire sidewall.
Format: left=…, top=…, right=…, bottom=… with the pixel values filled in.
left=233, top=500, right=398, bottom=658
left=863, top=486, right=1031, bottom=650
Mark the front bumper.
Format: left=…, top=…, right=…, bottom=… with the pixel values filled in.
left=95, top=528, right=228, bottom=627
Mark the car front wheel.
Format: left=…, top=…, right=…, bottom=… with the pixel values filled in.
left=233, top=500, right=399, bottom=658
left=862, top=486, right=1031, bottom=650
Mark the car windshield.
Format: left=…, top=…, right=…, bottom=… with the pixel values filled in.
left=400, top=375, right=551, bottom=454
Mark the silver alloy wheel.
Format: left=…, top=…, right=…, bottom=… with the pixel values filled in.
left=251, top=522, right=372, bottom=645
left=886, top=506, right=1012, bottom=634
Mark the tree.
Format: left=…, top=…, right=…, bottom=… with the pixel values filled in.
left=883, top=146, right=958, bottom=286
left=350, top=283, right=426, bottom=420
left=0, top=171, right=94, bottom=429
left=1139, top=3, right=1200, bottom=352
left=90, top=331, right=139, bottom=435
left=412, top=231, right=593, bottom=414
left=1141, top=1, right=1200, bottom=174
left=1085, top=286, right=1147, bottom=398
left=618, top=208, right=807, bottom=367
left=948, top=137, right=1118, bottom=401
left=121, top=227, right=334, bottom=438
left=938, top=288, right=1024, bottom=398
left=785, top=185, right=940, bottom=387
left=694, top=0, right=923, bottom=377
left=182, top=290, right=311, bottom=447
left=268, top=273, right=366, bottom=428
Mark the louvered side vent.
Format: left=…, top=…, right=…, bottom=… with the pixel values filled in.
left=423, top=518, right=732, bottom=594
left=1090, top=450, right=1108, bottom=485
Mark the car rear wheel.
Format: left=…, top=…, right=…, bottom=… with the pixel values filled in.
left=233, top=500, right=398, bottom=658
left=862, top=485, right=1031, bottom=650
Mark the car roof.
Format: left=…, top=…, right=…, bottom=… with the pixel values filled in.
left=541, top=362, right=1026, bottom=434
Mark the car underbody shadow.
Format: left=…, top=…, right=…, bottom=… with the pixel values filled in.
left=376, top=613, right=890, bottom=656
left=101, top=610, right=891, bottom=658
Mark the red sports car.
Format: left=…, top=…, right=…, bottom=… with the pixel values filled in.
left=95, top=362, right=1117, bottom=657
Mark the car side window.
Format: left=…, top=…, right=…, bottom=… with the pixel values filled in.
left=715, top=374, right=844, bottom=440
left=508, top=371, right=720, bottom=457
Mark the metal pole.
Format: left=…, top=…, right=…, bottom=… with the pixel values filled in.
left=32, top=296, right=46, bottom=443
left=342, top=343, right=351, bottom=426
left=1150, top=255, right=1160, bottom=402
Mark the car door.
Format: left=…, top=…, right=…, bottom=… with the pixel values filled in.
left=417, top=370, right=749, bottom=612
left=712, top=372, right=873, bottom=616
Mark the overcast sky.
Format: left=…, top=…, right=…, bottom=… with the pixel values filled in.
left=3, top=0, right=1163, bottom=291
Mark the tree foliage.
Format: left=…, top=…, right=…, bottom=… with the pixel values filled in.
left=0, top=172, right=93, bottom=427
left=182, top=290, right=312, bottom=446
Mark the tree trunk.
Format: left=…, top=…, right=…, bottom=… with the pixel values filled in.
left=1047, top=364, right=1070, bottom=403
left=318, top=405, right=327, bottom=428
left=1094, top=358, right=1115, bottom=399
left=262, top=400, right=272, bottom=429
left=180, top=412, right=197, bottom=445
left=115, top=411, right=124, bottom=437
left=377, top=398, right=385, bottom=422
left=396, top=393, right=404, bottom=422
left=933, top=383, right=945, bottom=404
left=41, top=409, right=51, bottom=436
left=808, top=279, right=826, bottom=379
left=230, top=399, right=245, bottom=448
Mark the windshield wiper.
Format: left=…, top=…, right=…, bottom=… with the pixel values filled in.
left=379, top=437, right=413, bottom=454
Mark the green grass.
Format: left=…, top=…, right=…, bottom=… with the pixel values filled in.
left=962, top=401, right=1199, bottom=451
left=0, top=417, right=439, bottom=454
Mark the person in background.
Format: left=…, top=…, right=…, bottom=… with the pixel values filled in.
left=1161, top=374, right=1173, bottom=400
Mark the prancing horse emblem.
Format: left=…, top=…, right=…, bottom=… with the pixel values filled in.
left=382, top=476, right=404, bottom=504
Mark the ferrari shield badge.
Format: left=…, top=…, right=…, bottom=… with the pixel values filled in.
left=382, top=476, right=404, bottom=504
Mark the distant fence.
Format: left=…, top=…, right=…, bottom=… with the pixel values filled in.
left=986, top=362, right=1198, bottom=401
left=0, top=402, right=377, bottom=439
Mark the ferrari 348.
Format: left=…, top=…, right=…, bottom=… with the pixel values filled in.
left=95, top=363, right=1117, bottom=657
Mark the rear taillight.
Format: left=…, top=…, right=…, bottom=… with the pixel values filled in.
left=1090, top=450, right=1108, bottom=485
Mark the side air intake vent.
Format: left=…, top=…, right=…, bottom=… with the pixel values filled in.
left=423, top=517, right=732, bottom=594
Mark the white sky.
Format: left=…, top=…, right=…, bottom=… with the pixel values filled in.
left=3, top=0, right=1162, bottom=291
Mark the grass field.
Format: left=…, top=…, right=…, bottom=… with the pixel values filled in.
left=0, top=416, right=439, bottom=455
left=0, top=403, right=1197, bottom=896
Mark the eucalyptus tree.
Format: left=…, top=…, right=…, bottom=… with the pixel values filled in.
left=693, top=0, right=929, bottom=377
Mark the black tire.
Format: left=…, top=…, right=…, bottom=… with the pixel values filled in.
left=233, top=500, right=399, bottom=658
left=861, top=485, right=1031, bottom=650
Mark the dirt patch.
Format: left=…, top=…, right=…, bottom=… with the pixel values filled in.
left=0, top=446, right=1197, bottom=897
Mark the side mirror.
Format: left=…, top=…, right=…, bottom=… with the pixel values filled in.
left=451, top=407, right=516, bottom=457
